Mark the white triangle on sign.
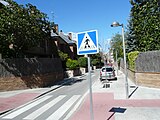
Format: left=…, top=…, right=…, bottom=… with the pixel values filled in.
left=79, top=33, right=96, bottom=51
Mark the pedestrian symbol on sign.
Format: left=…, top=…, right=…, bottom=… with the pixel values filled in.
left=84, top=37, right=90, bottom=48
left=79, top=32, right=96, bottom=51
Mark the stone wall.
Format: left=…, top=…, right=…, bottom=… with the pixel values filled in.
left=0, top=58, right=64, bottom=91
left=135, top=72, right=160, bottom=88
left=127, top=69, right=136, bottom=84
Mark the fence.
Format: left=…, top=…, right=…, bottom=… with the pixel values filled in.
left=136, top=50, right=160, bottom=72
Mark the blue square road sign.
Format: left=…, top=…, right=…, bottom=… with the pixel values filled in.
left=77, top=30, right=99, bottom=55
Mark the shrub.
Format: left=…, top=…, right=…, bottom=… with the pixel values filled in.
left=91, top=59, right=99, bottom=66
left=128, top=51, right=139, bottom=71
left=78, top=57, right=87, bottom=67
left=58, top=50, right=68, bottom=61
left=66, top=59, right=78, bottom=70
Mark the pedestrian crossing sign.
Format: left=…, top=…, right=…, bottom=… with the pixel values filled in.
left=77, top=30, right=99, bottom=55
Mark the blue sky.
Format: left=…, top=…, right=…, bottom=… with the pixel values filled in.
left=14, top=0, right=131, bottom=52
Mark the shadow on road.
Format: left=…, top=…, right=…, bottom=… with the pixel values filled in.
left=54, top=77, right=86, bottom=86
left=129, top=86, right=138, bottom=98
left=107, top=107, right=126, bottom=120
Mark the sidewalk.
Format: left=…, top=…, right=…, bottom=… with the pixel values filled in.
left=70, top=70, right=160, bottom=120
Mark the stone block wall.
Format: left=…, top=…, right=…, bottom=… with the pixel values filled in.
left=136, top=72, right=160, bottom=88
left=0, top=58, right=64, bottom=91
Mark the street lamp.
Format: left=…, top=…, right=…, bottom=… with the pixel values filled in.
left=111, top=21, right=129, bottom=99
left=112, top=48, right=118, bottom=76
left=0, top=0, right=9, bottom=6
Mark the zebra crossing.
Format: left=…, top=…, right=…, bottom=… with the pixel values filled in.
left=0, top=95, right=81, bottom=120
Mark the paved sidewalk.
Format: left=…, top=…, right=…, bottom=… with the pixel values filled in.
left=70, top=70, right=160, bottom=120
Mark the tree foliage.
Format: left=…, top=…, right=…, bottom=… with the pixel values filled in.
left=58, top=50, right=68, bottom=61
left=127, top=0, right=160, bottom=52
left=78, top=57, right=87, bottom=68
left=110, top=33, right=128, bottom=61
left=66, top=58, right=78, bottom=70
left=0, top=0, right=52, bottom=58
left=128, top=51, right=139, bottom=71
left=91, top=59, right=99, bottom=66
left=90, top=53, right=101, bottom=66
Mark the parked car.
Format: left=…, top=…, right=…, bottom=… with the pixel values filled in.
left=100, top=66, right=117, bottom=81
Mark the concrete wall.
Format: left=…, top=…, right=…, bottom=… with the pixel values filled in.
left=0, top=58, right=64, bottom=91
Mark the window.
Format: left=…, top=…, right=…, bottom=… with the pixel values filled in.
left=102, top=67, right=113, bottom=72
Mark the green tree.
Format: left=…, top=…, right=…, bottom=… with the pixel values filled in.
left=110, top=33, right=124, bottom=61
left=90, top=53, right=101, bottom=66
left=66, top=58, right=78, bottom=70
left=78, top=57, right=87, bottom=67
left=128, top=51, right=139, bottom=71
left=0, top=0, right=52, bottom=58
left=58, top=50, right=68, bottom=61
left=127, top=0, right=160, bottom=52
left=91, top=59, right=99, bottom=66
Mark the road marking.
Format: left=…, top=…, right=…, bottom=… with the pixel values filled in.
left=64, top=92, right=88, bottom=120
left=46, top=95, right=80, bottom=120
left=92, top=75, right=95, bottom=77
left=23, top=95, right=66, bottom=120
left=2, top=95, right=52, bottom=119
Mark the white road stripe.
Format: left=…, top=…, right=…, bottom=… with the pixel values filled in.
left=64, top=92, right=88, bottom=120
left=23, top=95, right=66, bottom=120
left=92, top=75, right=95, bottom=77
left=2, top=95, right=52, bottom=119
left=46, top=95, right=80, bottom=120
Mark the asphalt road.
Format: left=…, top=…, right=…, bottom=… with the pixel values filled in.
left=0, top=70, right=99, bottom=120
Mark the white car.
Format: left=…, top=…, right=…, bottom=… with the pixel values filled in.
left=100, top=66, right=117, bottom=81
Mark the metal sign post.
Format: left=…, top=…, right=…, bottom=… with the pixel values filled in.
left=87, top=55, right=94, bottom=120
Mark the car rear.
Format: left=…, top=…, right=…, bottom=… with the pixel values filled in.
left=100, top=66, right=116, bottom=81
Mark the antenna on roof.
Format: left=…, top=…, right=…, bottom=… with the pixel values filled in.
left=51, top=11, right=54, bottom=22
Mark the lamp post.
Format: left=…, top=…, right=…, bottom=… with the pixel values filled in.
left=0, top=0, right=9, bottom=6
left=111, top=21, right=129, bottom=99
left=113, top=48, right=118, bottom=76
